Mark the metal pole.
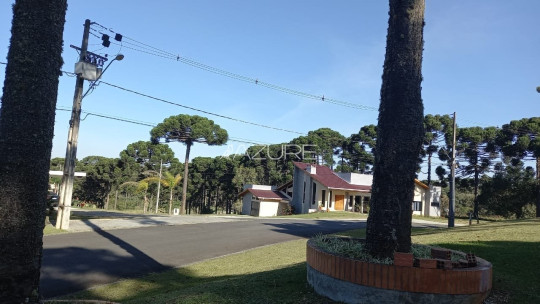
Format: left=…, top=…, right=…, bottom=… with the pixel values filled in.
left=56, top=19, right=91, bottom=230
left=448, top=112, right=457, bottom=228
left=155, top=159, right=163, bottom=214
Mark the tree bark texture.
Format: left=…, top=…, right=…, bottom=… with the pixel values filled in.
left=0, top=0, right=67, bottom=302
left=365, top=0, right=425, bottom=258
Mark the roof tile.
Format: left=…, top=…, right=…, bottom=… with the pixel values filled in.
left=293, top=162, right=371, bottom=192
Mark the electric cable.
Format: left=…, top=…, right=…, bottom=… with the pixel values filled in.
left=98, top=80, right=306, bottom=135
left=55, top=107, right=272, bottom=146
left=88, top=23, right=378, bottom=111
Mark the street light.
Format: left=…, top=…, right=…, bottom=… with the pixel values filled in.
left=55, top=51, right=125, bottom=230
left=536, top=86, right=540, bottom=93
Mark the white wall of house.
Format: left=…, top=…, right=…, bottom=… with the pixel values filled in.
left=242, top=184, right=280, bottom=216
left=307, top=180, right=323, bottom=213
left=259, top=201, right=281, bottom=217
left=412, top=184, right=427, bottom=216
left=291, top=166, right=311, bottom=214
left=242, top=198, right=287, bottom=217
left=412, top=184, right=442, bottom=217
left=426, top=186, right=442, bottom=217
left=335, top=172, right=373, bottom=186
left=241, top=193, right=253, bottom=215
left=244, top=184, right=274, bottom=191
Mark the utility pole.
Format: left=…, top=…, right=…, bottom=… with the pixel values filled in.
left=155, top=159, right=163, bottom=214
left=448, top=112, right=457, bottom=228
left=56, top=19, right=91, bottom=230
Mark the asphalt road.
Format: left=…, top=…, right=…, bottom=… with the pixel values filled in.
left=41, top=218, right=367, bottom=298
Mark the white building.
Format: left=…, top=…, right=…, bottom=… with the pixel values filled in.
left=290, top=162, right=372, bottom=214
left=239, top=184, right=290, bottom=217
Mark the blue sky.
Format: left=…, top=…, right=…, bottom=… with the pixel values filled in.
left=1, top=1, right=539, bottom=173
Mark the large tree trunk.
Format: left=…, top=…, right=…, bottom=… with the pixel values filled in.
left=365, top=0, right=425, bottom=259
left=0, top=1, right=67, bottom=302
left=181, top=143, right=191, bottom=215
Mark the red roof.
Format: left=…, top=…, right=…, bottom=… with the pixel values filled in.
left=415, top=179, right=429, bottom=189
left=239, top=188, right=289, bottom=200
left=293, top=162, right=371, bottom=192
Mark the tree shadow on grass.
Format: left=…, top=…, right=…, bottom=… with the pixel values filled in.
left=59, top=262, right=336, bottom=304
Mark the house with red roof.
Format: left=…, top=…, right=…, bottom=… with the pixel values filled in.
left=290, top=162, right=441, bottom=217
left=291, top=162, right=373, bottom=214
left=239, top=162, right=441, bottom=217
left=239, top=184, right=291, bottom=216
left=412, top=179, right=442, bottom=217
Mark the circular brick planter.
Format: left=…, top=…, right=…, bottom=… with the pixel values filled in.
left=306, top=239, right=492, bottom=304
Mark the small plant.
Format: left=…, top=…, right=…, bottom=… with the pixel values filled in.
left=410, top=243, right=431, bottom=259
left=312, top=235, right=464, bottom=265
left=311, top=234, right=393, bottom=265
left=282, top=205, right=295, bottom=215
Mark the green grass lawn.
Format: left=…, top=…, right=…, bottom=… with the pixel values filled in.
left=43, top=223, right=66, bottom=235
left=339, top=219, right=540, bottom=303
left=411, top=214, right=471, bottom=225
left=51, top=218, right=540, bottom=304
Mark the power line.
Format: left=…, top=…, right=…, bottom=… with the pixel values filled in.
left=5, top=61, right=538, bottom=137
left=88, top=23, right=378, bottom=111
left=55, top=107, right=375, bottom=162
left=98, top=80, right=306, bottom=135
left=55, top=107, right=270, bottom=146
left=56, top=107, right=155, bottom=127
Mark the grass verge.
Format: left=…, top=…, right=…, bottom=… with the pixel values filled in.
left=54, top=218, right=539, bottom=303
left=43, top=223, right=66, bottom=235
left=53, top=240, right=326, bottom=304
left=338, top=219, right=540, bottom=303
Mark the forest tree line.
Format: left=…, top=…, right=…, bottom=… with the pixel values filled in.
left=49, top=115, right=539, bottom=219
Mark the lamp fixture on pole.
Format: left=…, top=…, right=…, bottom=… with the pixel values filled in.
left=56, top=19, right=124, bottom=230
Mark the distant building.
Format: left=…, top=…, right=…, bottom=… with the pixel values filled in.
left=239, top=184, right=291, bottom=217
left=412, top=180, right=442, bottom=217
left=290, top=162, right=372, bottom=214
left=238, top=162, right=441, bottom=217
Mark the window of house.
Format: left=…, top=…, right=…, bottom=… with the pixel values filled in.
left=303, top=182, right=306, bottom=204
left=329, top=191, right=333, bottom=208
left=349, top=196, right=353, bottom=207
left=321, top=190, right=326, bottom=207
left=312, top=183, right=316, bottom=205
left=363, top=196, right=370, bottom=205
left=412, top=201, right=422, bottom=211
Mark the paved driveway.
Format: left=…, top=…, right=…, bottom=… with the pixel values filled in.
left=42, top=216, right=367, bottom=298
left=42, top=210, right=449, bottom=298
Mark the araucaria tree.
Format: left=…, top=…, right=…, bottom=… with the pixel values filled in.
left=0, top=0, right=67, bottom=302
left=151, top=114, right=228, bottom=215
left=497, top=117, right=540, bottom=217
left=365, top=0, right=426, bottom=259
